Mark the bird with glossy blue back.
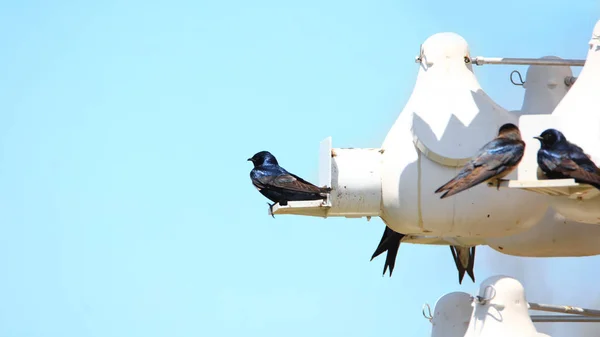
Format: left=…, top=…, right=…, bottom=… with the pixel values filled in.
left=248, top=151, right=332, bottom=216
left=534, top=128, right=600, bottom=190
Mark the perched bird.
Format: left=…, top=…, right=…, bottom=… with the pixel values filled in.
left=370, top=226, right=405, bottom=277
left=435, top=123, right=525, bottom=198
left=248, top=151, right=331, bottom=215
left=370, top=226, right=477, bottom=284
left=450, top=246, right=476, bottom=284
left=535, top=128, right=600, bottom=190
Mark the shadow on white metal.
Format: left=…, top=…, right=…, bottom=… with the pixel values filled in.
left=429, top=292, right=473, bottom=337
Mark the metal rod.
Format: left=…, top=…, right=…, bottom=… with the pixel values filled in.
left=529, top=302, right=600, bottom=317
left=471, top=56, right=585, bottom=67
left=531, top=315, right=600, bottom=323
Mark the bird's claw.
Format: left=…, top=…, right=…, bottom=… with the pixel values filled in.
left=267, top=202, right=275, bottom=218
left=496, top=178, right=509, bottom=191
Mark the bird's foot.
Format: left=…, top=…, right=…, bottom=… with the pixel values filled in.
left=267, top=202, right=276, bottom=218
left=496, top=178, right=510, bottom=190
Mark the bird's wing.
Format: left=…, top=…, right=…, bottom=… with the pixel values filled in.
left=435, top=164, right=501, bottom=198
left=288, top=172, right=331, bottom=192
left=569, top=143, right=589, bottom=158
left=471, top=139, right=525, bottom=170
left=569, top=149, right=600, bottom=174
left=255, top=173, right=324, bottom=194
left=539, top=153, right=560, bottom=172
left=436, top=141, right=523, bottom=198
left=551, top=157, right=600, bottom=187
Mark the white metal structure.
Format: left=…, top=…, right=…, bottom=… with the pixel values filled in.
left=425, top=276, right=600, bottom=337
left=272, top=18, right=600, bottom=258
left=269, top=18, right=600, bottom=335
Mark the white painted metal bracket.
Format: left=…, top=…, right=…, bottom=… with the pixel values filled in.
left=487, top=178, right=599, bottom=200
left=269, top=198, right=332, bottom=217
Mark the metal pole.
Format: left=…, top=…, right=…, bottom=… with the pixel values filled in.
left=531, top=315, right=600, bottom=323
left=529, top=302, right=600, bottom=317
left=470, top=56, right=585, bottom=67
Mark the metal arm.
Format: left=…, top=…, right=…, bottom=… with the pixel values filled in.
left=531, top=315, right=600, bottom=323
left=469, top=56, right=585, bottom=67
left=529, top=302, right=600, bottom=317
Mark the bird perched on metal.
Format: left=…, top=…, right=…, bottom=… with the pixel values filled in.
left=248, top=151, right=331, bottom=216
left=534, top=128, right=600, bottom=190
left=370, top=226, right=477, bottom=284
left=450, top=246, right=476, bottom=284
left=435, top=123, right=525, bottom=198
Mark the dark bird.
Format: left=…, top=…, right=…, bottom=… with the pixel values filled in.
left=248, top=151, right=331, bottom=216
left=370, top=226, right=477, bottom=284
left=370, top=226, right=405, bottom=277
left=450, top=246, right=476, bottom=284
left=435, top=123, right=525, bottom=198
left=535, top=128, right=600, bottom=190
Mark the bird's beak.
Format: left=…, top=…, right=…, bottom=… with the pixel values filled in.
left=247, top=158, right=253, bottom=161
left=533, top=136, right=543, bottom=140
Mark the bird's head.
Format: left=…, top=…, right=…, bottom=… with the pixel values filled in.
left=534, top=129, right=565, bottom=148
left=247, top=151, right=279, bottom=167
left=497, top=123, right=522, bottom=140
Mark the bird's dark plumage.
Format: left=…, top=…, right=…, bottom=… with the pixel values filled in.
left=435, top=123, right=525, bottom=198
left=248, top=151, right=331, bottom=214
left=370, top=226, right=405, bottom=277
left=370, top=226, right=477, bottom=284
left=535, top=129, right=600, bottom=190
left=450, top=246, right=476, bottom=284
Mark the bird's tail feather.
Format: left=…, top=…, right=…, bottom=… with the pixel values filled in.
left=435, top=178, right=458, bottom=194
left=450, top=246, right=466, bottom=284
left=319, top=186, right=332, bottom=194
left=466, top=247, right=476, bottom=283
left=371, top=227, right=404, bottom=277
left=438, top=166, right=497, bottom=199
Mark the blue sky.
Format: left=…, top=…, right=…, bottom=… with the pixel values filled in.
left=0, top=1, right=598, bottom=336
